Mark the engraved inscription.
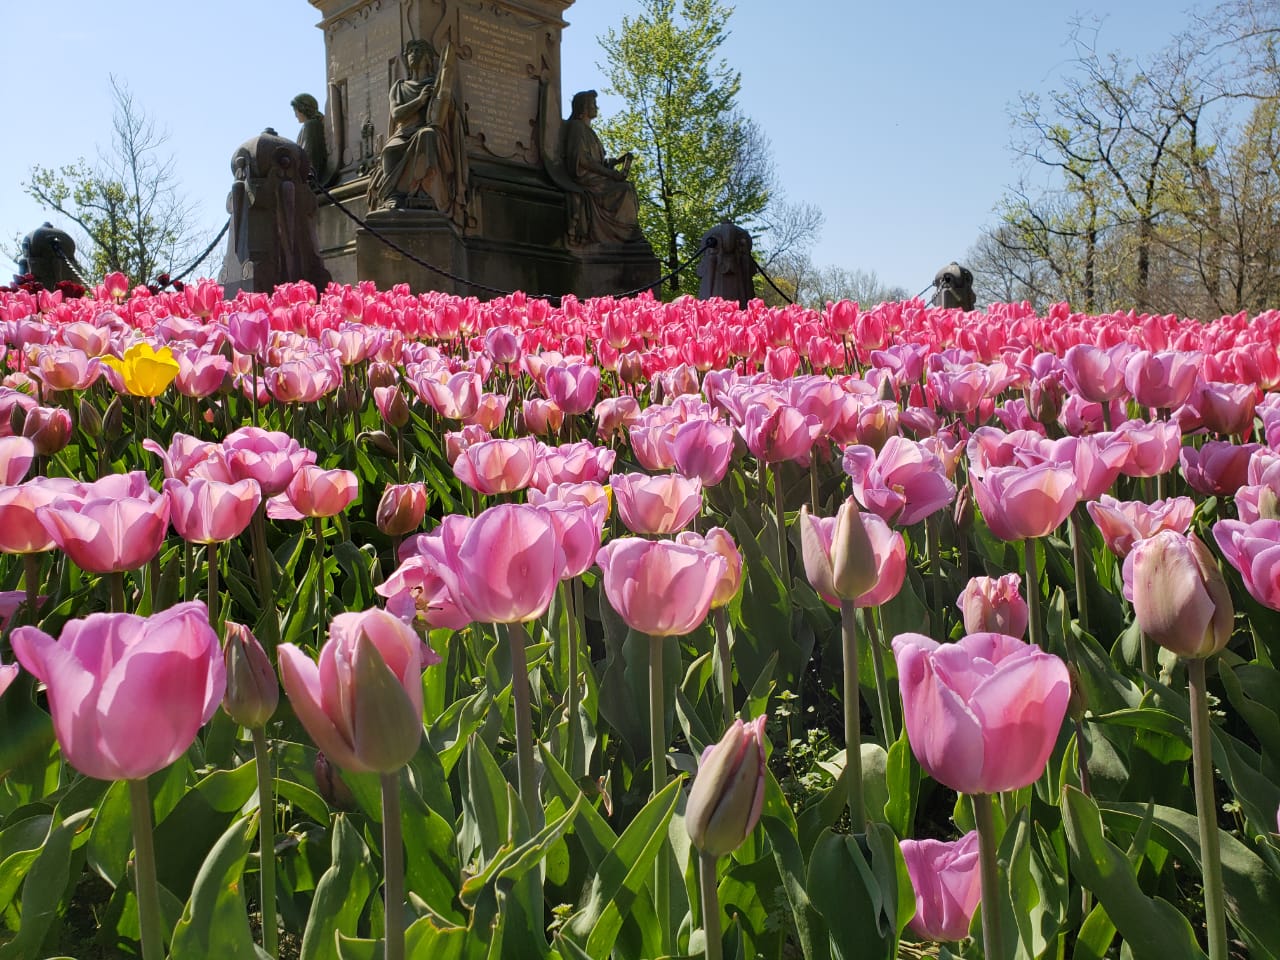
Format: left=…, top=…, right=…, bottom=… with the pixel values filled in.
left=459, top=8, right=538, bottom=75
left=460, top=63, right=539, bottom=160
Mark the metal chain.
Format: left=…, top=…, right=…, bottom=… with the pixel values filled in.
left=46, top=238, right=93, bottom=289
left=158, top=217, right=231, bottom=288
left=751, top=255, right=795, bottom=305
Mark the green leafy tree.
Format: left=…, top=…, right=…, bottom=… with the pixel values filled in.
left=597, top=0, right=772, bottom=294
left=23, top=77, right=199, bottom=286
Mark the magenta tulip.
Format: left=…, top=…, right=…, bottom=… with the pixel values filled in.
left=278, top=608, right=437, bottom=773
left=596, top=537, right=726, bottom=636
left=900, top=831, right=982, bottom=942
left=842, top=436, right=956, bottom=526
left=441, top=505, right=564, bottom=623
left=892, top=631, right=1070, bottom=794
left=11, top=602, right=225, bottom=780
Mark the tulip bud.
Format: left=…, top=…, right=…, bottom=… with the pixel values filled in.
left=374, top=385, right=410, bottom=429
left=348, top=634, right=424, bottom=771
left=1027, top=374, right=1066, bottom=426
left=618, top=352, right=643, bottom=385
left=876, top=375, right=897, bottom=403
left=8, top=402, right=25, bottom=437
left=367, top=361, right=399, bottom=390
left=686, top=716, right=767, bottom=857
left=103, top=395, right=123, bottom=441
left=361, top=429, right=399, bottom=459
left=953, top=482, right=974, bottom=534
left=78, top=397, right=102, bottom=438
left=1258, top=486, right=1280, bottom=521
left=313, top=752, right=357, bottom=810
left=1127, top=531, right=1233, bottom=659
left=377, top=482, right=427, bottom=536
left=23, top=406, right=72, bottom=456
left=222, top=621, right=279, bottom=728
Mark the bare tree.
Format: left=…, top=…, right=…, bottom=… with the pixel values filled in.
left=23, top=77, right=200, bottom=285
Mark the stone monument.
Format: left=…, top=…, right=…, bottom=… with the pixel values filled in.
left=15, top=223, right=82, bottom=291
left=308, top=0, right=659, bottom=299
left=932, top=261, right=976, bottom=311
left=696, top=220, right=756, bottom=309
left=218, top=129, right=333, bottom=295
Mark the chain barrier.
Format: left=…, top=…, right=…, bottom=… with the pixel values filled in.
left=912, top=280, right=936, bottom=301
left=47, top=238, right=93, bottom=290
left=154, top=218, right=231, bottom=290
left=312, top=175, right=710, bottom=303
left=750, top=255, right=795, bottom=305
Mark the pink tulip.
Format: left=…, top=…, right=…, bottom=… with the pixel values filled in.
left=1062, top=344, right=1128, bottom=403
left=374, top=385, right=410, bottom=429
left=1086, top=494, right=1195, bottom=559
left=0, top=652, right=16, bottom=698
left=842, top=436, right=956, bottom=526
left=227, top=309, right=270, bottom=357
left=1213, top=518, right=1280, bottom=611
left=595, top=395, right=642, bottom=439
left=1195, top=380, right=1256, bottom=437
left=483, top=325, right=522, bottom=365
left=970, top=461, right=1077, bottom=542
left=11, top=602, right=225, bottom=780
left=522, top=398, right=565, bottom=436
left=956, top=574, right=1028, bottom=638
left=0, top=436, right=34, bottom=484
left=222, top=427, right=316, bottom=497
left=1114, top=419, right=1183, bottom=478
left=629, top=421, right=680, bottom=471
left=22, top=406, right=72, bottom=456
left=676, top=527, right=743, bottom=608
left=800, top=503, right=904, bottom=608
left=30, top=345, right=99, bottom=391
left=175, top=350, right=230, bottom=398
left=537, top=499, right=606, bottom=579
left=0, top=479, right=78, bottom=554
left=1180, top=441, right=1259, bottom=497
left=532, top=440, right=616, bottom=490
left=1038, top=433, right=1130, bottom=501
left=900, top=832, right=982, bottom=942
left=930, top=363, right=992, bottom=415
left=377, top=530, right=473, bottom=631
left=1124, top=531, right=1233, bottom=658
left=453, top=436, right=539, bottom=495
left=416, top=370, right=481, bottom=420
left=222, top=621, right=278, bottom=729
left=670, top=418, right=736, bottom=486
left=441, top=505, right=564, bottom=623
left=1124, top=349, right=1200, bottom=410
left=143, top=433, right=221, bottom=481
left=284, top=466, right=359, bottom=518
left=376, top=482, right=428, bottom=537
left=38, top=481, right=171, bottom=573
left=544, top=362, right=601, bottom=415
left=892, top=631, right=1070, bottom=794
left=464, top=392, right=509, bottom=431
left=611, top=472, right=702, bottom=535
left=686, top=715, right=767, bottom=856
left=596, top=537, right=726, bottom=636
left=164, top=477, right=261, bottom=543
left=278, top=608, right=437, bottom=773
left=741, top=404, right=823, bottom=465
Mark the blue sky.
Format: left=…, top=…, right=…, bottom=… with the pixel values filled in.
left=3, top=1, right=1192, bottom=293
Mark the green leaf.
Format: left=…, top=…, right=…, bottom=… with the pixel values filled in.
left=761, top=771, right=829, bottom=960
left=169, top=813, right=268, bottom=960
left=563, top=777, right=683, bottom=959
left=807, top=828, right=893, bottom=960
left=884, top=724, right=919, bottom=840
left=300, top=815, right=376, bottom=960
left=154, top=759, right=260, bottom=901
left=1061, top=787, right=1207, bottom=960
left=0, top=809, right=89, bottom=960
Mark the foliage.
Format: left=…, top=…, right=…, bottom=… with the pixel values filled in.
left=22, top=77, right=200, bottom=287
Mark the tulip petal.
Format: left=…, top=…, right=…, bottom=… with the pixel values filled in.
left=279, top=643, right=365, bottom=773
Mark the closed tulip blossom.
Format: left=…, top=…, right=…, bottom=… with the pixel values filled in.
left=174, top=350, right=231, bottom=398
left=1086, top=494, right=1194, bottom=558
left=669, top=417, right=737, bottom=486
left=892, top=631, right=1071, bottom=795
left=957, top=574, right=1028, bottom=638
left=1124, top=349, right=1201, bottom=410
left=1124, top=531, right=1233, bottom=658
left=284, top=466, right=359, bottom=518
left=164, top=477, right=261, bottom=543
left=521, top=398, right=565, bottom=437
left=23, top=405, right=72, bottom=456
left=596, top=537, right=726, bottom=636
left=900, top=832, right=983, bottom=942
left=10, top=602, right=225, bottom=780
left=222, top=621, right=278, bottom=729
left=1180, top=441, right=1260, bottom=497
left=537, top=499, right=607, bottom=579
left=686, top=716, right=767, bottom=856
left=376, top=482, right=427, bottom=536
left=1195, top=380, right=1257, bottom=437
left=970, top=461, right=1078, bottom=542
left=1062, top=343, right=1129, bottom=403
left=628, top=421, right=680, bottom=471
left=453, top=436, right=539, bottom=495
left=798, top=498, right=879, bottom=605
left=544, top=361, right=601, bottom=415
left=842, top=436, right=956, bottom=526
left=278, top=608, right=438, bottom=773
left=611, top=471, right=702, bottom=535
left=740, top=403, right=823, bottom=465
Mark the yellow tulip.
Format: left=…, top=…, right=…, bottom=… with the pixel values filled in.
left=102, top=342, right=180, bottom=397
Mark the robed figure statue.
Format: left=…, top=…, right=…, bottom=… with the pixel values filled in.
left=562, top=90, right=644, bottom=245
left=367, top=40, right=469, bottom=227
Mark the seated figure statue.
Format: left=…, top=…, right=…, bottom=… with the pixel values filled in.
left=291, top=93, right=330, bottom=188
left=367, top=40, right=468, bottom=226
left=562, top=90, right=644, bottom=245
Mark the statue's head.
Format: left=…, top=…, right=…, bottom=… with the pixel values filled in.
left=291, top=93, right=321, bottom=120
left=404, top=40, right=437, bottom=70
left=571, top=90, right=598, bottom=118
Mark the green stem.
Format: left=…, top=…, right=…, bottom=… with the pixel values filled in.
left=863, top=607, right=896, bottom=746
left=313, top=517, right=327, bottom=633
left=380, top=770, right=405, bottom=960
left=840, top=598, right=865, bottom=831
left=250, top=505, right=278, bottom=645
left=1188, top=658, right=1228, bottom=960
left=713, top=607, right=734, bottom=730
left=1140, top=631, right=1154, bottom=691
left=251, top=727, right=278, bottom=957
left=572, top=577, right=586, bottom=775
left=508, top=621, right=539, bottom=826
left=1024, top=538, right=1044, bottom=649
left=127, top=778, right=164, bottom=960
left=563, top=581, right=579, bottom=778
left=972, top=792, right=1005, bottom=960
left=207, top=541, right=220, bottom=629
left=1069, top=510, right=1091, bottom=636
left=699, top=851, right=723, bottom=960
left=183, top=540, right=195, bottom=604
left=927, top=514, right=943, bottom=640
left=110, top=571, right=126, bottom=614
left=23, top=553, right=40, bottom=625
left=809, top=459, right=821, bottom=514
left=772, top=462, right=790, bottom=589
left=649, top=632, right=671, bottom=954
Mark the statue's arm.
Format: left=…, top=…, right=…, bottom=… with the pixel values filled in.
left=389, top=80, right=432, bottom=125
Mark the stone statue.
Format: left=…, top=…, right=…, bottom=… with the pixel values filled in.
left=562, top=90, right=644, bottom=245
left=932, top=261, right=976, bottom=310
left=291, top=93, right=331, bottom=187
left=366, top=40, right=469, bottom=226
left=697, top=220, right=756, bottom=308
left=219, top=128, right=332, bottom=294
left=15, top=223, right=80, bottom=290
